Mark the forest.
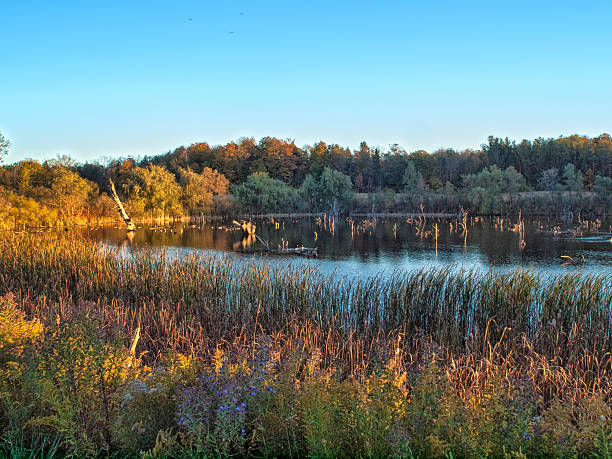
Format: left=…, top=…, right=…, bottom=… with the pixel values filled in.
left=1, top=132, right=611, bottom=228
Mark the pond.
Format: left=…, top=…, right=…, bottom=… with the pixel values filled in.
left=81, top=215, right=612, bottom=279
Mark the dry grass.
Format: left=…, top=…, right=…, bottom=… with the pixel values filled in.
left=0, top=232, right=610, bottom=405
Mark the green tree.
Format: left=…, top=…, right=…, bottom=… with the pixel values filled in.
left=502, top=166, right=529, bottom=193
left=402, top=162, right=427, bottom=193
left=381, top=144, right=408, bottom=191
left=463, top=166, right=528, bottom=213
left=257, top=137, right=300, bottom=185
left=308, top=141, right=329, bottom=178
left=299, top=167, right=354, bottom=214
left=583, top=168, right=594, bottom=191
left=593, top=175, right=612, bottom=194
left=429, top=177, right=443, bottom=192
left=464, top=165, right=527, bottom=195
left=562, top=164, right=584, bottom=191
left=230, top=172, right=296, bottom=213
left=443, top=181, right=456, bottom=195
left=11, top=160, right=45, bottom=195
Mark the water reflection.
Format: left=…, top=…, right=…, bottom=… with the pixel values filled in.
left=82, top=216, right=612, bottom=279
left=232, top=234, right=256, bottom=251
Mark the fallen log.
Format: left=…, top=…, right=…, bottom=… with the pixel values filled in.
left=236, top=246, right=318, bottom=258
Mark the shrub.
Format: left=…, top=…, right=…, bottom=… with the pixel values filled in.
left=0, top=294, right=44, bottom=451
left=392, top=359, right=533, bottom=458
left=535, top=395, right=612, bottom=457
left=114, top=388, right=177, bottom=453
left=0, top=293, right=42, bottom=366
left=26, top=309, right=140, bottom=456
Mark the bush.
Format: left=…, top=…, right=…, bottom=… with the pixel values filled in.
left=0, top=293, right=42, bottom=365
left=114, top=388, right=177, bottom=453
left=0, top=301, right=143, bottom=457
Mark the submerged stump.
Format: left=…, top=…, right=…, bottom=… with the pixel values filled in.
left=233, top=220, right=256, bottom=238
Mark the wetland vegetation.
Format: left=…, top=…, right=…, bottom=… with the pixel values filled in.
left=0, top=232, right=610, bottom=457
left=1, top=131, right=611, bottom=457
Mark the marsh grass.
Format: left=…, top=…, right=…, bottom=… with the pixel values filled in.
left=0, top=232, right=610, bottom=403
left=1, top=232, right=611, bottom=456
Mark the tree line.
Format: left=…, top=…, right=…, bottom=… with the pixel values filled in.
left=0, top=131, right=611, bottom=228
left=139, top=134, right=612, bottom=191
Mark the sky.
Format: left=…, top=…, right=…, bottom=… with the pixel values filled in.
left=1, top=0, right=611, bottom=163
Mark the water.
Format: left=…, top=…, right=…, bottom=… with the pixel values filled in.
left=81, top=216, right=612, bottom=279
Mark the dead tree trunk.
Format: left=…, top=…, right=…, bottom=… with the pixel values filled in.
left=108, top=178, right=136, bottom=231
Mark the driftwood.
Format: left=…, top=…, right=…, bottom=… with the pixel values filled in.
left=237, top=246, right=318, bottom=258
left=230, top=225, right=317, bottom=258
left=108, top=178, right=136, bottom=231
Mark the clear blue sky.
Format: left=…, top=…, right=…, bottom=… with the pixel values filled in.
left=1, top=1, right=611, bottom=163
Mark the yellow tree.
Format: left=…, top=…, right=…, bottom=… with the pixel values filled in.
left=179, top=167, right=229, bottom=213
left=125, top=165, right=183, bottom=219
left=48, top=166, right=98, bottom=222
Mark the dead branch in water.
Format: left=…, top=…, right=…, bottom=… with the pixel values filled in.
left=108, top=178, right=136, bottom=231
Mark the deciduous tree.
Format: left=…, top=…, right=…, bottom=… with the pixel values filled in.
left=230, top=172, right=296, bottom=213
left=300, top=167, right=354, bottom=214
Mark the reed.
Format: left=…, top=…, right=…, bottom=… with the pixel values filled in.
left=0, top=232, right=610, bottom=401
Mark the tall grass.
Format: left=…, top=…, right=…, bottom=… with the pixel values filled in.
left=0, top=232, right=610, bottom=400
